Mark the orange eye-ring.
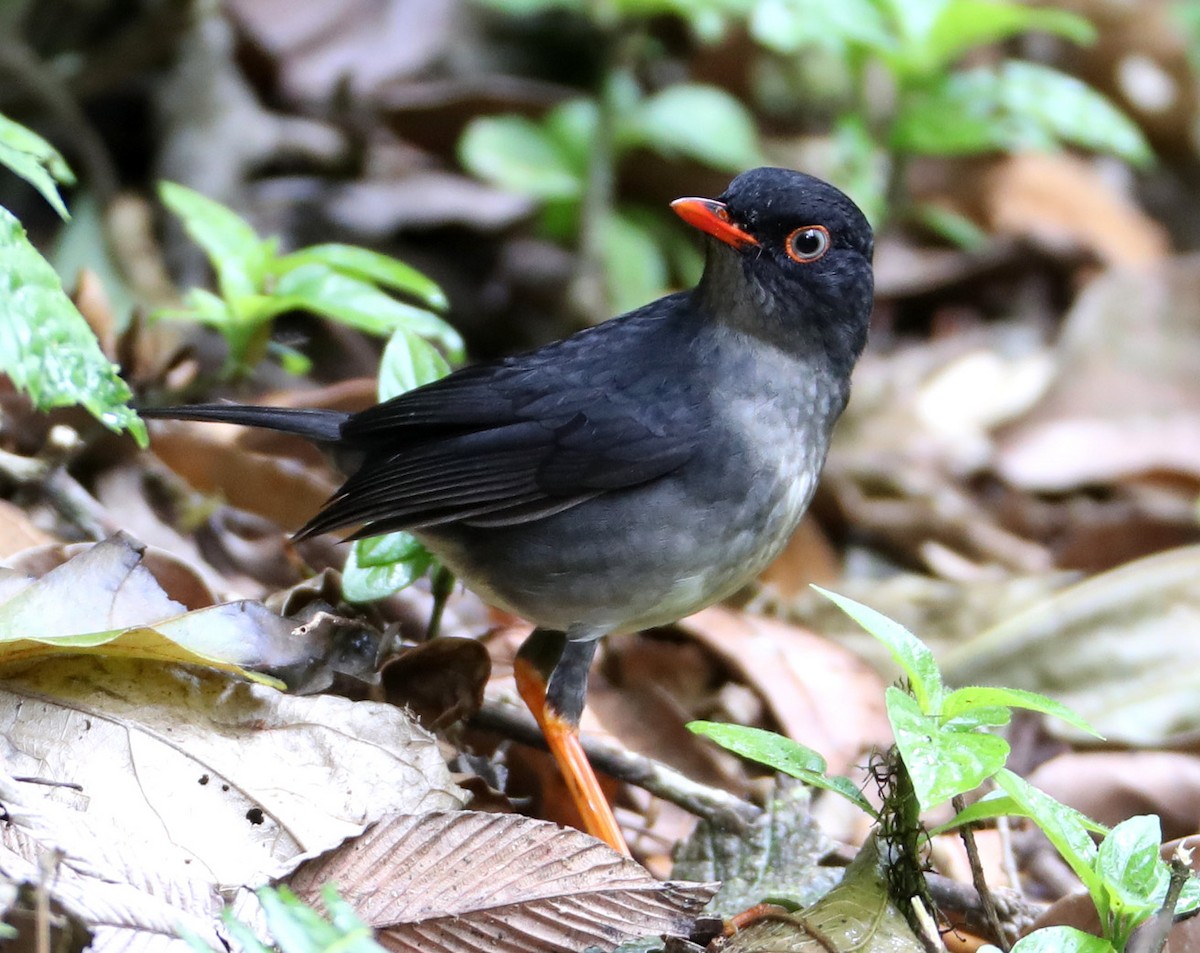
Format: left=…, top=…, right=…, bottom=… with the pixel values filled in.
left=785, top=225, right=830, bottom=263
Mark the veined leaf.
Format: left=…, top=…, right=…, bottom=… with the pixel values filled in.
left=0, top=207, right=145, bottom=444
left=158, top=182, right=270, bottom=300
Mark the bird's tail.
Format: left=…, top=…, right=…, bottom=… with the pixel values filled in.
left=140, top=403, right=351, bottom=444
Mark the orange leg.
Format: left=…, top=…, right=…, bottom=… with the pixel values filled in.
left=514, top=630, right=629, bottom=856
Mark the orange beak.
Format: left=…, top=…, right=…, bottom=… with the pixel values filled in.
left=671, top=197, right=759, bottom=249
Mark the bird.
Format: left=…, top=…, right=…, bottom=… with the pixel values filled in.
left=142, top=167, right=874, bottom=855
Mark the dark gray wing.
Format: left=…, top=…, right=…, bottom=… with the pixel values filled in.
left=298, top=299, right=709, bottom=538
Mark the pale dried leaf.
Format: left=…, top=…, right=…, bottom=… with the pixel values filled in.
left=1, top=656, right=465, bottom=888
left=942, top=545, right=1200, bottom=744
left=985, top=152, right=1168, bottom=266
left=289, top=811, right=717, bottom=953
left=0, top=533, right=297, bottom=682
left=1, top=770, right=222, bottom=953
left=997, top=255, right=1200, bottom=490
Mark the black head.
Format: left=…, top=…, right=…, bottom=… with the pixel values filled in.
left=673, top=167, right=873, bottom=363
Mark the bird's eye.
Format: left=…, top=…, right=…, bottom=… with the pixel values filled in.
left=786, top=225, right=830, bottom=263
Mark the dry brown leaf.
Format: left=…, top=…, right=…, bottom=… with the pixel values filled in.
left=148, top=421, right=339, bottom=533
left=382, top=637, right=491, bottom=730
left=984, top=153, right=1168, bottom=266
left=0, top=499, right=54, bottom=559
left=592, top=636, right=748, bottom=793
left=943, top=545, right=1200, bottom=745
left=675, top=606, right=890, bottom=775
left=1027, top=752, right=1200, bottom=842
left=288, top=811, right=717, bottom=953
left=996, top=255, right=1200, bottom=491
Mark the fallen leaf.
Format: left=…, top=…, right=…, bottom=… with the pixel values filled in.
left=942, top=545, right=1200, bottom=745
left=0, top=498, right=54, bottom=558
left=1027, top=751, right=1200, bottom=841
left=672, top=782, right=838, bottom=915
left=984, top=152, right=1168, bottom=266
left=382, top=637, right=491, bottom=731
left=717, top=836, right=926, bottom=952
left=0, top=533, right=288, bottom=682
left=288, top=811, right=717, bottom=953
left=148, top=420, right=339, bottom=533
left=996, top=255, right=1200, bottom=490
left=675, top=606, right=890, bottom=775
left=1, top=770, right=221, bottom=953
left=1, top=656, right=465, bottom=889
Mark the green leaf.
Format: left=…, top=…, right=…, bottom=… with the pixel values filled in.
left=941, top=706, right=1011, bottom=732
left=272, top=265, right=464, bottom=361
left=274, top=244, right=448, bottom=310
left=343, top=322, right=450, bottom=602
left=994, top=768, right=1102, bottom=890
left=471, top=0, right=582, bottom=12
left=543, top=99, right=600, bottom=176
left=748, top=0, right=891, bottom=55
left=880, top=0, right=951, bottom=46
left=625, top=84, right=763, bottom=171
left=602, top=209, right=670, bottom=315
left=887, top=687, right=1008, bottom=810
left=378, top=328, right=452, bottom=400
left=934, top=789, right=1110, bottom=838
left=253, top=885, right=385, bottom=953
left=919, top=1, right=1094, bottom=74
left=0, top=113, right=75, bottom=219
left=1179, top=875, right=1200, bottom=917
left=1096, top=815, right=1168, bottom=913
left=891, top=61, right=1153, bottom=166
left=688, top=721, right=877, bottom=816
left=0, top=206, right=146, bottom=445
left=458, top=114, right=584, bottom=200
left=1007, top=926, right=1116, bottom=953
left=941, top=686, right=1100, bottom=736
left=813, top=587, right=943, bottom=712
left=158, top=181, right=270, bottom=300
left=913, top=202, right=989, bottom=250
left=171, top=287, right=236, bottom=328
left=343, top=531, right=434, bottom=603
left=929, top=792, right=1023, bottom=835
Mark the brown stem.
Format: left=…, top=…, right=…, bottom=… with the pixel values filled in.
left=952, top=793, right=1009, bottom=951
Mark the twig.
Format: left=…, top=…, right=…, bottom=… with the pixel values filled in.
left=472, top=697, right=762, bottom=831
left=952, top=793, right=1009, bottom=951
left=0, top=446, right=115, bottom=541
left=1128, top=844, right=1194, bottom=953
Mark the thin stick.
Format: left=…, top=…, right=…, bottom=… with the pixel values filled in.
left=472, top=698, right=761, bottom=831
left=952, top=793, right=1009, bottom=950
